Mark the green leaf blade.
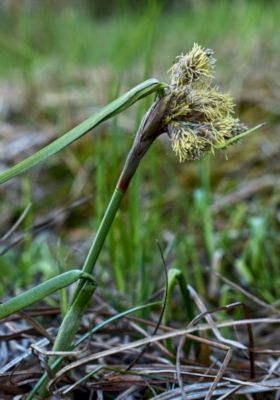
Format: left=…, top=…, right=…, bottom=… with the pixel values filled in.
left=0, top=79, right=166, bottom=185
left=0, top=270, right=95, bottom=319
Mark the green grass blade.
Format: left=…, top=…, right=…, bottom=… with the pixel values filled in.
left=162, top=268, right=194, bottom=356
left=0, top=79, right=166, bottom=185
left=0, top=270, right=95, bottom=319
left=163, top=268, right=194, bottom=325
left=215, top=123, right=264, bottom=149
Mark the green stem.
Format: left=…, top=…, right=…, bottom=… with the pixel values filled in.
left=39, top=95, right=169, bottom=398
left=38, top=189, right=124, bottom=398
left=38, top=279, right=96, bottom=398
left=84, top=188, right=125, bottom=274
left=71, top=188, right=124, bottom=301
left=51, top=280, right=96, bottom=353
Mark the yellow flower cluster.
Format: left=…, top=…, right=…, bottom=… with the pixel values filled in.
left=169, top=43, right=215, bottom=86
left=165, top=43, right=247, bottom=162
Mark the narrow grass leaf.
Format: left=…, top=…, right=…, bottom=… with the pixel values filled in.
left=0, top=270, right=95, bottom=319
left=215, top=123, right=264, bottom=149
left=0, top=79, right=166, bottom=185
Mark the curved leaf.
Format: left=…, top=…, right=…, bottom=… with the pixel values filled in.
left=0, top=270, right=95, bottom=319
left=0, top=79, right=167, bottom=185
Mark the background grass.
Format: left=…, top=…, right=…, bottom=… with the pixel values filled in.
left=0, top=0, right=279, bottom=315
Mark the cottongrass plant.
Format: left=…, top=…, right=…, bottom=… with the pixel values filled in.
left=0, top=44, right=260, bottom=397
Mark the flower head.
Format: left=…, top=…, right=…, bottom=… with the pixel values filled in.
left=169, top=43, right=216, bottom=87
left=165, top=44, right=247, bottom=162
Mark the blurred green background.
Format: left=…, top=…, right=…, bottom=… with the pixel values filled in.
left=0, top=0, right=279, bottom=311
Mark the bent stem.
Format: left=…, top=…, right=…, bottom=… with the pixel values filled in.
left=38, top=95, right=170, bottom=397
left=162, top=268, right=194, bottom=355
left=162, top=268, right=194, bottom=326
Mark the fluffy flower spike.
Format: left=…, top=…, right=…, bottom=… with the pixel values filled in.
left=165, top=43, right=247, bottom=162
left=169, top=43, right=216, bottom=87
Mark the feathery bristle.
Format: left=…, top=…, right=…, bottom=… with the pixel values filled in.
left=166, top=44, right=247, bottom=162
